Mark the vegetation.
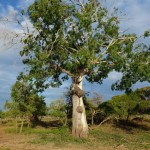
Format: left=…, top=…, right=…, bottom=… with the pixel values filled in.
left=0, top=110, right=4, bottom=119
left=97, top=87, right=150, bottom=123
left=108, top=94, right=140, bottom=121
left=0, top=118, right=150, bottom=150
left=4, top=77, right=47, bottom=133
left=1, top=0, right=150, bottom=149
left=48, top=99, right=67, bottom=126
left=17, top=0, right=149, bottom=138
left=85, top=93, right=103, bottom=125
left=1, top=86, right=150, bottom=149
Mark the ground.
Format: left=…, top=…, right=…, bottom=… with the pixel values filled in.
left=0, top=117, right=150, bottom=150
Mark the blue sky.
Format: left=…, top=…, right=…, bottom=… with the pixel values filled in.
left=0, top=0, right=150, bottom=110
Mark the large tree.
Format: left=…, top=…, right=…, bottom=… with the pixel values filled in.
left=20, top=0, right=149, bottom=137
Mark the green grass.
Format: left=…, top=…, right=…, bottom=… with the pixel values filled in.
left=90, top=126, right=150, bottom=150
left=16, top=124, right=149, bottom=150
left=2, top=119, right=150, bottom=150
left=27, top=126, right=90, bottom=148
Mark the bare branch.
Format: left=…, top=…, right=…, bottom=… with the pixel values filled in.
left=93, top=36, right=136, bottom=65
left=77, top=0, right=85, bottom=10
left=68, top=47, right=78, bottom=52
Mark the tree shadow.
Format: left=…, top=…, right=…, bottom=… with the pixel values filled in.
left=113, top=119, right=150, bottom=133
left=33, top=120, right=63, bottom=128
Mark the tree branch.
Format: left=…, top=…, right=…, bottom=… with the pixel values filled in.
left=77, top=0, right=85, bottom=10
left=93, top=36, right=136, bottom=65
left=51, top=63, right=74, bottom=77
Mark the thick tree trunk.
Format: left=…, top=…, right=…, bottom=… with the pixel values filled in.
left=72, top=76, right=89, bottom=138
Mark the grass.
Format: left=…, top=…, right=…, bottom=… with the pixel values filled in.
left=90, top=124, right=150, bottom=150
left=26, top=126, right=90, bottom=148
left=0, top=148, right=10, bottom=150
left=1, top=118, right=150, bottom=150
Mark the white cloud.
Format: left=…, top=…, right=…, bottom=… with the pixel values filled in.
left=114, top=0, right=150, bottom=35
left=0, top=4, right=34, bottom=52
left=108, top=71, right=122, bottom=81
left=17, top=0, right=35, bottom=9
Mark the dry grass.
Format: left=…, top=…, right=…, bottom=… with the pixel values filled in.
left=0, top=118, right=150, bottom=150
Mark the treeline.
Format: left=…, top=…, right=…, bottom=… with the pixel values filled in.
left=48, top=86, right=150, bottom=126
left=0, top=86, right=149, bottom=132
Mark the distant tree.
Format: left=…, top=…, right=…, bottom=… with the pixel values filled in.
left=98, top=101, right=114, bottom=118
left=134, top=86, right=150, bottom=114
left=108, top=94, right=140, bottom=121
left=135, top=86, right=150, bottom=101
left=0, top=110, right=5, bottom=125
left=4, top=100, right=22, bottom=133
left=64, top=89, right=72, bottom=120
left=136, top=101, right=150, bottom=114
left=0, top=110, right=4, bottom=119
left=49, top=99, right=67, bottom=126
left=86, top=93, right=103, bottom=125
left=98, top=87, right=150, bottom=124
left=19, top=0, right=149, bottom=137
left=5, top=75, right=46, bottom=132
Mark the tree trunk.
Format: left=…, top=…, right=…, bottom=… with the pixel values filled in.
left=15, top=117, right=18, bottom=133
left=27, top=116, right=31, bottom=128
left=91, top=110, right=95, bottom=125
left=19, top=117, right=24, bottom=134
left=72, top=76, right=89, bottom=138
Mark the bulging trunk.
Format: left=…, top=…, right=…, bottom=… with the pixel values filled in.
left=72, top=76, right=89, bottom=138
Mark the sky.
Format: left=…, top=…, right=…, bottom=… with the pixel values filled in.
left=0, top=0, right=150, bottom=110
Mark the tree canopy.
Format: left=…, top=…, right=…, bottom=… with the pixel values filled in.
left=20, top=0, right=142, bottom=89
left=5, top=76, right=46, bottom=121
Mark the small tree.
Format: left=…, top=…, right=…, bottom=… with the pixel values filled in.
left=5, top=75, right=46, bottom=132
left=135, top=86, right=150, bottom=101
left=4, top=100, right=23, bottom=133
left=49, top=99, right=67, bottom=126
left=108, top=94, right=140, bottom=121
left=86, top=93, right=103, bottom=125
left=134, top=87, right=150, bottom=114
left=0, top=110, right=4, bottom=119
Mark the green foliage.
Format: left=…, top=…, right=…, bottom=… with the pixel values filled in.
left=135, top=86, right=150, bottom=100
left=112, top=43, right=150, bottom=92
left=99, top=87, right=150, bottom=121
left=19, top=0, right=141, bottom=91
left=144, top=29, right=150, bottom=37
left=134, top=87, right=150, bottom=114
left=0, top=110, right=4, bottom=119
left=49, top=99, right=67, bottom=125
left=98, top=101, right=114, bottom=118
left=108, top=94, right=140, bottom=120
left=4, top=100, right=21, bottom=118
left=85, top=93, right=103, bottom=124
left=5, top=77, right=46, bottom=120
left=137, top=100, right=150, bottom=114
